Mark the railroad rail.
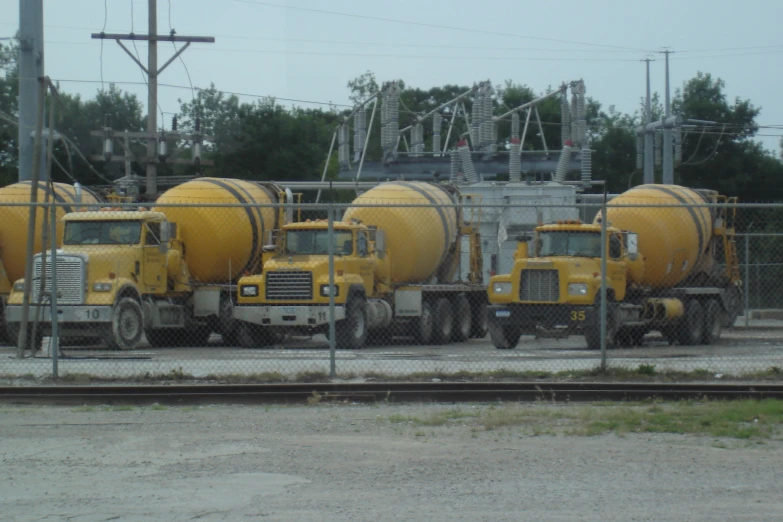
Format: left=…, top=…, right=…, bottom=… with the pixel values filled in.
left=1, top=382, right=783, bottom=406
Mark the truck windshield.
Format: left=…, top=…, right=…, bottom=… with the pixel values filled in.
left=285, top=230, right=353, bottom=255
left=537, top=231, right=602, bottom=258
left=64, top=221, right=142, bottom=245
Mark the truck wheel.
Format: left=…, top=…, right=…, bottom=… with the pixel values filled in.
left=219, top=294, right=239, bottom=346
left=7, top=322, right=43, bottom=352
left=702, top=299, right=722, bottom=345
left=237, top=322, right=276, bottom=349
left=452, top=294, right=472, bottom=342
left=489, top=323, right=521, bottom=350
left=470, top=300, right=489, bottom=339
left=585, top=302, right=618, bottom=350
left=102, top=298, right=143, bottom=351
left=414, top=301, right=434, bottom=345
left=676, top=299, right=704, bottom=346
left=721, top=285, right=742, bottom=328
left=336, top=297, right=367, bottom=350
left=144, top=327, right=172, bottom=348
left=431, top=298, right=454, bottom=345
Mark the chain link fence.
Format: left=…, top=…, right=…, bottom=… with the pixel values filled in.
left=1, top=193, right=783, bottom=384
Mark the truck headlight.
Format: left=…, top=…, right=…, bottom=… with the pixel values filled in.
left=13, top=282, right=24, bottom=292
left=92, top=282, right=112, bottom=292
left=320, top=284, right=339, bottom=297
left=492, top=282, right=512, bottom=295
left=240, top=285, right=259, bottom=297
left=568, top=283, right=588, bottom=296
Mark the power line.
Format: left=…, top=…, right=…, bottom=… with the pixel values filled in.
left=100, top=0, right=108, bottom=91
left=232, top=0, right=653, bottom=52
left=167, top=0, right=195, bottom=104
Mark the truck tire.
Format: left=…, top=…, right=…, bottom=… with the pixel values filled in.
left=144, top=327, right=173, bottom=348
left=431, top=298, right=454, bottom=345
left=702, top=298, right=722, bottom=345
left=721, top=285, right=742, bottom=328
left=414, top=301, right=434, bottom=345
left=452, top=294, right=472, bottom=343
left=470, top=300, right=489, bottom=339
left=102, top=298, right=143, bottom=351
left=219, top=294, right=239, bottom=346
left=489, top=323, right=521, bottom=350
left=676, top=299, right=704, bottom=346
left=6, top=322, right=43, bottom=352
left=585, top=302, right=618, bottom=350
left=336, top=296, right=367, bottom=350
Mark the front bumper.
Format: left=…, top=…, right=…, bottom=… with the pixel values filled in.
left=233, top=305, right=346, bottom=327
left=5, top=304, right=112, bottom=325
left=487, top=303, right=594, bottom=334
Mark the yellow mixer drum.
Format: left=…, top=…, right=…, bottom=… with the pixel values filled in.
left=343, top=181, right=458, bottom=285
left=153, top=178, right=278, bottom=283
left=595, top=184, right=713, bottom=289
left=0, top=181, right=101, bottom=282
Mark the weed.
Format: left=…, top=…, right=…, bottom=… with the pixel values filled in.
left=307, top=391, right=323, bottom=406
left=414, top=431, right=425, bottom=437
left=71, top=406, right=95, bottom=413
left=637, top=364, right=657, bottom=376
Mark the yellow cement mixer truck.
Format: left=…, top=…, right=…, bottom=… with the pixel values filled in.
left=486, top=184, right=743, bottom=350
left=0, top=181, right=101, bottom=342
left=233, top=181, right=488, bottom=349
left=5, top=178, right=296, bottom=350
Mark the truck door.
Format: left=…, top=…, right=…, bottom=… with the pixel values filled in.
left=608, top=234, right=627, bottom=298
left=357, top=231, right=374, bottom=292
left=143, top=221, right=167, bottom=290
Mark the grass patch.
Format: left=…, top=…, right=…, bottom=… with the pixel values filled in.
left=386, top=399, right=783, bottom=441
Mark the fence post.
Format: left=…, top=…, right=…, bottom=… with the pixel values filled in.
left=327, top=202, right=337, bottom=379
left=50, top=201, right=59, bottom=379
left=599, top=192, right=608, bottom=371
left=744, top=234, right=750, bottom=327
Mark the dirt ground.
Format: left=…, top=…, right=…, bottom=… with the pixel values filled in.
left=1, top=401, right=782, bottom=522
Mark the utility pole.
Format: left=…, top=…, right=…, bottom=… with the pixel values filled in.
left=17, top=0, right=45, bottom=182
left=661, top=49, right=675, bottom=184
left=91, top=0, right=214, bottom=200
left=643, top=58, right=654, bottom=184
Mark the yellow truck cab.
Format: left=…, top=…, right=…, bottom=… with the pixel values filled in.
left=487, top=184, right=742, bottom=351
left=6, top=209, right=202, bottom=350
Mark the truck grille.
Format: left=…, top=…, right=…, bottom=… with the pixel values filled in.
left=265, top=271, right=313, bottom=300
left=520, top=269, right=560, bottom=302
left=33, top=254, right=85, bottom=305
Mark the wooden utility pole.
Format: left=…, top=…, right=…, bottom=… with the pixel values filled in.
left=91, top=0, right=214, bottom=199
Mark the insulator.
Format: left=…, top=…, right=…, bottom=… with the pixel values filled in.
left=353, top=108, right=366, bottom=161
left=193, top=142, right=202, bottom=165
left=338, top=123, right=349, bottom=165
left=471, top=93, right=482, bottom=148
left=481, top=85, right=493, bottom=147
left=579, top=120, right=587, bottom=145
left=412, top=123, right=424, bottom=156
left=553, top=143, right=572, bottom=184
left=386, top=87, right=400, bottom=152
left=654, top=131, right=662, bottom=167
left=158, top=137, right=167, bottom=160
left=380, top=96, right=389, bottom=148
left=636, top=134, right=644, bottom=170
left=104, top=114, right=111, bottom=128
left=511, top=112, right=520, bottom=139
left=490, top=123, right=498, bottom=154
left=458, top=140, right=477, bottom=184
left=561, top=95, right=571, bottom=144
left=580, top=147, right=592, bottom=185
left=103, top=137, right=113, bottom=161
left=195, top=117, right=201, bottom=132
left=674, top=127, right=682, bottom=163
left=509, top=138, right=521, bottom=182
left=450, top=149, right=461, bottom=182
left=172, top=115, right=178, bottom=132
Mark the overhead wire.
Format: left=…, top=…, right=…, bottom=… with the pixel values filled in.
left=232, top=0, right=653, bottom=52
left=167, top=0, right=196, bottom=104
left=100, top=0, right=107, bottom=91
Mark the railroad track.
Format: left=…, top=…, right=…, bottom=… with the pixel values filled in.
left=2, top=382, right=783, bottom=405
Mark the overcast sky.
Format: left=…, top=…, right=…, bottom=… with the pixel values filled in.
left=3, top=0, right=782, bottom=152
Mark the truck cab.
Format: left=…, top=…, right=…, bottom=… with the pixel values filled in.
left=233, top=219, right=384, bottom=348
left=6, top=210, right=194, bottom=351
left=486, top=220, right=642, bottom=349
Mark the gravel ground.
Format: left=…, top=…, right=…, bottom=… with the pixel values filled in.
left=1, top=402, right=782, bottom=521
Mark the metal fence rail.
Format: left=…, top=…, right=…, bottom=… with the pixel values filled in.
left=1, top=198, right=782, bottom=385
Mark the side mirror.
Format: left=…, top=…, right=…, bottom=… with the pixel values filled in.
left=626, top=232, right=639, bottom=260
left=159, top=222, right=173, bottom=254
left=375, top=230, right=386, bottom=259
